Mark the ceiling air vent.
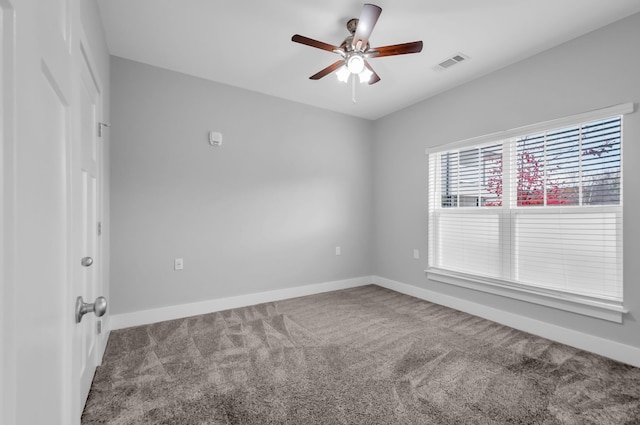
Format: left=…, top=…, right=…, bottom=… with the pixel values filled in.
left=434, top=53, right=469, bottom=71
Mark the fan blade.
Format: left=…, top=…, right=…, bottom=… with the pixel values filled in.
left=310, top=60, right=345, bottom=80
left=368, top=41, right=423, bottom=58
left=352, top=4, right=382, bottom=51
left=292, top=34, right=339, bottom=53
left=364, top=61, right=381, bottom=85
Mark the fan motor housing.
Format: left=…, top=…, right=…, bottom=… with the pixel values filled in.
left=347, top=18, right=358, bottom=34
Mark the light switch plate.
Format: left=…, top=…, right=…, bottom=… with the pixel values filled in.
left=209, top=131, right=222, bottom=146
left=174, top=258, right=184, bottom=270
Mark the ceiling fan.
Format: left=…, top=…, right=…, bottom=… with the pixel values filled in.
left=291, top=3, right=423, bottom=85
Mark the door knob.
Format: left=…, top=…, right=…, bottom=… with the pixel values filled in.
left=81, top=256, right=93, bottom=267
left=75, top=296, right=107, bottom=323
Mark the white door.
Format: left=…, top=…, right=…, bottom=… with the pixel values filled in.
left=73, top=42, right=105, bottom=414
left=10, top=0, right=74, bottom=423
left=3, top=1, right=106, bottom=424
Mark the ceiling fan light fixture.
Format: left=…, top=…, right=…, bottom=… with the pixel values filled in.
left=358, top=67, right=373, bottom=84
left=336, top=65, right=351, bottom=83
left=346, top=55, right=365, bottom=74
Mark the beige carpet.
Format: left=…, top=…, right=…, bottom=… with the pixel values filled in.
left=82, top=285, right=640, bottom=424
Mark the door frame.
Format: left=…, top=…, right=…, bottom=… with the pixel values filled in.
left=0, top=1, right=16, bottom=423
left=73, top=32, right=108, bottom=410
left=67, top=23, right=108, bottom=419
left=79, top=27, right=109, bottom=363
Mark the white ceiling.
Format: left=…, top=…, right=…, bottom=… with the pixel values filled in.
left=97, top=0, right=640, bottom=120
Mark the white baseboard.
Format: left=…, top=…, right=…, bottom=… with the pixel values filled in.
left=109, top=276, right=373, bottom=330
left=373, top=275, right=640, bottom=368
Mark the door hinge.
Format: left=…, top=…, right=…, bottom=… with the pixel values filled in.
left=97, top=221, right=102, bottom=236
left=97, top=122, right=111, bottom=138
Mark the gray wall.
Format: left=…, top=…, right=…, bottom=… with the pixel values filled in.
left=110, top=57, right=373, bottom=314
left=373, top=13, right=640, bottom=348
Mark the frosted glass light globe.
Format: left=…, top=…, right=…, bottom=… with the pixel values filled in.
left=346, top=55, right=365, bottom=74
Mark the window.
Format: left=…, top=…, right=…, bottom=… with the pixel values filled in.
left=427, top=104, right=632, bottom=322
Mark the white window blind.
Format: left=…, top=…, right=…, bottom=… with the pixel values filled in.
left=428, top=106, right=628, bottom=316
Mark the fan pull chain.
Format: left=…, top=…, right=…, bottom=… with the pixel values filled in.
left=351, top=75, right=357, bottom=103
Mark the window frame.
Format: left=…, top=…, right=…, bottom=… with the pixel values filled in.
left=425, top=103, right=633, bottom=323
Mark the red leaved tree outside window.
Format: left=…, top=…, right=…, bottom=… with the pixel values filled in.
left=485, top=140, right=613, bottom=207
left=485, top=151, right=569, bottom=206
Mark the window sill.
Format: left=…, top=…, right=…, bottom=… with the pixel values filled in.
left=425, top=268, right=627, bottom=323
